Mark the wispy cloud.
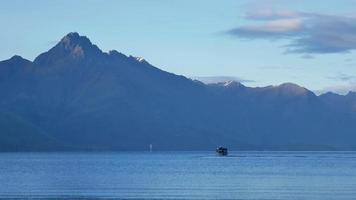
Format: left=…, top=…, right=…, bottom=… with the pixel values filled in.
left=300, top=54, right=314, bottom=59
left=226, top=9, right=356, bottom=54
left=327, top=73, right=356, bottom=82
left=227, top=18, right=302, bottom=38
left=245, top=9, right=302, bottom=20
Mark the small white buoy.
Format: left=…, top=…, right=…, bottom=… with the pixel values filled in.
left=149, top=144, right=153, bottom=152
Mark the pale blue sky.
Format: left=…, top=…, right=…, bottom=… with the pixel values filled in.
left=1, top=0, right=356, bottom=93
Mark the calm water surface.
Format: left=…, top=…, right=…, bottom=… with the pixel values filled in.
left=0, top=151, right=355, bottom=199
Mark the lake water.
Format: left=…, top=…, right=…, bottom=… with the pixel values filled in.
left=0, top=151, right=355, bottom=199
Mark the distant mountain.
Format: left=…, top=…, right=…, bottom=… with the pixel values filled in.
left=319, top=92, right=356, bottom=113
left=191, top=76, right=252, bottom=84
left=0, top=32, right=355, bottom=151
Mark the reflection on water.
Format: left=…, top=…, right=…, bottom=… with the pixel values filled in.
left=0, top=151, right=355, bottom=199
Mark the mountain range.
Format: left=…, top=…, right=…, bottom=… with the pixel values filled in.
left=1, top=32, right=356, bottom=151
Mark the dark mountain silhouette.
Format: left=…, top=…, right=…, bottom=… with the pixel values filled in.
left=0, top=32, right=355, bottom=151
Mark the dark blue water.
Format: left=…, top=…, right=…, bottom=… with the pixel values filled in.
left=0, top=151, right=355, bottom=199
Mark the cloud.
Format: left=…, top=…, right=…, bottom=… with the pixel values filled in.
left=227, top=18, right=302, bottom=38
left=327, top=73, right=356, bottom=82
left=245, top=9, right=302, bottom=20
left=300, top=54, right=314, bottom=59
left=226, top=9, right=356, bottom=54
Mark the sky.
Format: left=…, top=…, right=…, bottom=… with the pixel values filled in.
left=1, top=0, right=356, bottom=94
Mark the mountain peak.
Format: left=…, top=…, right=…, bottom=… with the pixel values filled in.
left=278, top=82, right=302, bottom=88
left=60, top=32, right=91, bottom=49
left=134, top=57, right=149, bottom=64
left=321, top=91, right=341, bottom=97
left=128, top=56, right=150, bottom=65
left=10, top=55, right=24, bottom=60
left=346, top=91, right=356, bottom=97
left=275, top=82, right=311, bottom=96
left=64, top=32, right=80, bottom=39
left=58, top=32, right=101, bottom=56
left=34, top=32, right=103, bottom=65
left=207, top=80, right=244, bottom=90
left=223, top=80, right=243, bottom=88
left=1, top=55, right=32, bottom=66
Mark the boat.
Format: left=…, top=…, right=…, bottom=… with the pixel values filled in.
left=216, top=146, right=228, bottom=156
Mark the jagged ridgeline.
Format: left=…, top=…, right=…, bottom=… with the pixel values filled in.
left=1, top=32, right=356, bottom=151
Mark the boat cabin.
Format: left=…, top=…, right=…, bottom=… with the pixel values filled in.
left=216, top=146, right=228, bottom=156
